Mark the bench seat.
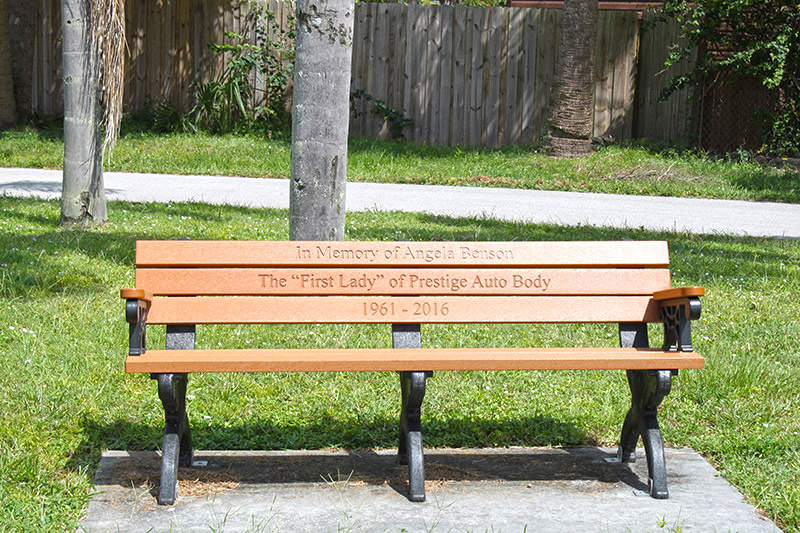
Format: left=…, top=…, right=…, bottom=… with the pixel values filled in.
left=126, top=347, right=705, bottom=373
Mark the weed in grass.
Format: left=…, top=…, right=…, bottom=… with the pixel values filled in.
left=0, top=197, right=798, bottom=531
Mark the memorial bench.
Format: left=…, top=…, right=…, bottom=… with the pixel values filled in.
left=121, top=240, right=704, bottom=505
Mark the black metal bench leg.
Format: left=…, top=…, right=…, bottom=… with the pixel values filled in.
left=614, top=385, right=640, bottom=464
left=152, top=324, right=196, bottom=505
left=153, top=373, right=192, bottom=505
left=610, top=323, right=674, bottom=498
left=611, top=369, right=674, bottom=499
left=640, top=398, right=669, bottom=499
left=392, top=323, right=430, bottom=502
left=400, top=371, right=428, bottom=502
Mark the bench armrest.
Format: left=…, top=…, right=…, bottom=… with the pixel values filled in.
left=652, top=286, right=704, bottom=301
left=121, top=289, right=151, bottom=355
left=120, top=288, right=153, bottom=302
left=654, top=286, right=704, bottom=353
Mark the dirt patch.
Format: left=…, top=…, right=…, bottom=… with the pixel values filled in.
left=389, top=462, right=500, bottom=493
left=457, top=176, right=518, bottom=187
left=102, top=454, right=239, bottom=504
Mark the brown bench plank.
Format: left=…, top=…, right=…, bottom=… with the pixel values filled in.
left=126, top=347, right=705, bottom=373
left=135, top=240, right=670, bottom=268
left=134, top=268, right=672, bottom=296
left=145, top=295, right=660, bottom=324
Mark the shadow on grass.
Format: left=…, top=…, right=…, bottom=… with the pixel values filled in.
left=618, top=140, right=800, bottom=203
left=0, top=120, right=64, bottom=142
left=728, top=168, right=800, bottom=203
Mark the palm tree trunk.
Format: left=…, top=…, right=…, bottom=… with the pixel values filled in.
left=61, top=0, right=107, bottom=227
left=288, top=0, right=354, bottom=241
left=546, top=0, right=598, bottom=157
left=0, top=0, right=16, bottom=129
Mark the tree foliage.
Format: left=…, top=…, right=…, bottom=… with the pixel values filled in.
left=662, top=0, right=800, bottom=155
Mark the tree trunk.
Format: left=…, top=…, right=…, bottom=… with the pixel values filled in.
left=0, top=0, right=16, bottom=129
left=546, top=0, right=598, bottom=158
left=61, top=0, right=107, bottom=227
left=289, top=0, right=354, bottom=241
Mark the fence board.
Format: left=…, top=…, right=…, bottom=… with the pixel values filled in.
left=425, top=6, right=440, bottom=143
left=436, top=5, right=453, bottom=146
left=413, top=5, right=428, bottom=142
left=520, top=8, right=537, bottom=143
left=351, top=4, right=366, bottom=137
left=617, top=11, right=639, bottom=141
left=496, top=8, right=509, bottom=146
left=468, top=8, right=485, bottom=146
left=484, top=8, right=501, bottom=147
left=373, top=4, right=390, bottom=138
left=366, top=3, right=378, bottom=137
left=505, top=8, right=523, bottom=146
left=389, top=4, right=408, bottom=138
left=593, top=11, right=611, bottom=139
left=402, top=4, right=415, bottom=141
left=451, top=5, right=467, bottom=145
left=41, top=0, right=52, bottom=114
left=177, top=0, right=191, bottom=111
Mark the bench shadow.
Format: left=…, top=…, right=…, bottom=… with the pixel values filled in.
left=75, top=417, right=648, bottom=503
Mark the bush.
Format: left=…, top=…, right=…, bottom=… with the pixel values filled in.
left=661, top=0, right=800, bottom=156
left=187, top=4, right=295, bottom=136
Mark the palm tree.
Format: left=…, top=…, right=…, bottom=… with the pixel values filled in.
left=60, top=0, right=124, bottom=227
left=0, top=0, right=16, bottom=129
left=546, top=0, right=598, bottom=157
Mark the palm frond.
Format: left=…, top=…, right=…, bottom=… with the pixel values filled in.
left=91, top=0, right=126, bottom=157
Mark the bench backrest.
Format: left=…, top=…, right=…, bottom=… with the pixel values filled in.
left=132, top=240, right=673, bottom=326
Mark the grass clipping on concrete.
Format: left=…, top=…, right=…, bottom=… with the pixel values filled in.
left=0, top=197, right=798, bottom=531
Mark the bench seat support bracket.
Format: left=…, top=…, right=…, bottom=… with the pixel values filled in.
left=609, top=323, right=676, bottom=499
left=152, top=325, right=196, bottom=505
left=393, top=324, right=431, bottom=502
left=125, top=298, right=149, bottom=355
left=659, top=297, right=701, bottom=352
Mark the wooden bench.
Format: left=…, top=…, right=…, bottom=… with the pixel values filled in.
left=121, top=240, right=704, bottom=505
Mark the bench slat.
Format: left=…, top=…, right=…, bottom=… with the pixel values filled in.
left=125, top=347, right=705, bottom=373
left=135, top=241, right=670, bottom=268
left=146, top=296, right=660, bottom=324
left=135, top=268, right=671, bottom=296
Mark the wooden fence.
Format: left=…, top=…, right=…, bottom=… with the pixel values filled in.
left=18, top=0, right=693, bottom=146
left=349, top=5, right=644, bottom=146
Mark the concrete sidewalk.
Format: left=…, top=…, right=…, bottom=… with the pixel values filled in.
left=2, top=167, right=798, bottom=238
left=81, top=447, right=782, bottom=532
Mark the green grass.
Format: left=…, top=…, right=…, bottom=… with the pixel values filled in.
left=0, top=197, right=798, bottom=531
left=2, top=122, right=800, bottom=203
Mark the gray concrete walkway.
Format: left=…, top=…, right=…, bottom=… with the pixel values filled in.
left=2, top=167, right=799, bottom=238
left=81, top=448, right=781, bottom=533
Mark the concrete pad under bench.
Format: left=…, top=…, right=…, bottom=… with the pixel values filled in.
left=81, top=447, right=781, bottom=533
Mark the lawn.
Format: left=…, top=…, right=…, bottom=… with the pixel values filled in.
left=0, top=197, right=798, bottom=531
left=2, top=122, right=800, bottom=203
